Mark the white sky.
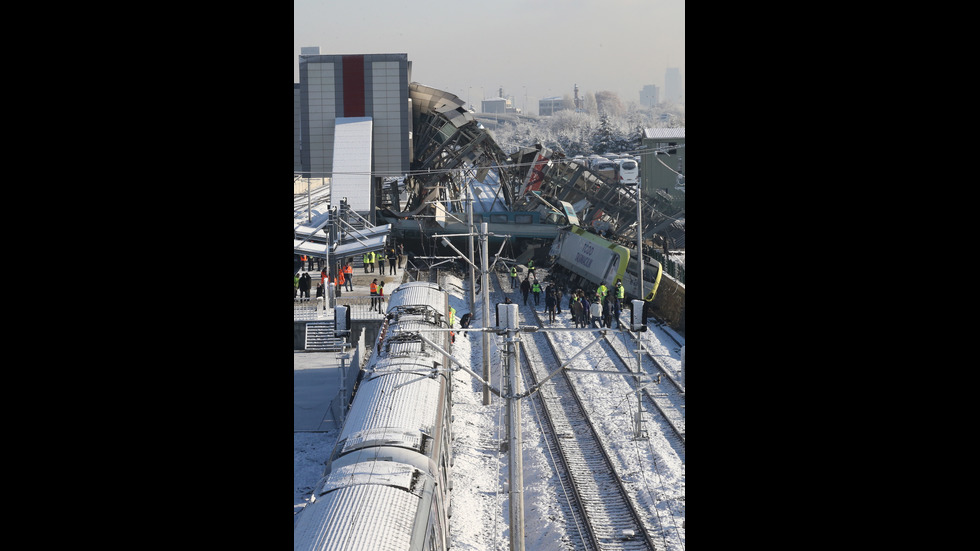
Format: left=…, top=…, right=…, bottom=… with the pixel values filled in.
left=293, top=0, right=685, bottom=110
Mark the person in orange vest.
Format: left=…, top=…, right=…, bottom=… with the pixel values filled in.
left=375, top=281, right=385, bottom=313
left=343, top=262, right=354, bottom=291
left=336, top=268, right=345, bottom=296
left=300, top=254, right=308, bottom=270
left=370, top=278, right=379, bottom=310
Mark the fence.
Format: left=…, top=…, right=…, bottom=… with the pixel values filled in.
left=326, top=324, right=366, bottom=427
left=293, top=295, right=390, bottom=321
left=651, top=250, right=685, bottom=284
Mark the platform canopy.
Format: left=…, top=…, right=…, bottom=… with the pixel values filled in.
left=294, top=223, right=391, bottom=260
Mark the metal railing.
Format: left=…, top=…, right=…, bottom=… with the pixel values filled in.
left=293, top=296, right=390, bottom=321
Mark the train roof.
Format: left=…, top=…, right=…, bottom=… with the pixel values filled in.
left=338, top=371, right=443, bottom=452
left=295, top=461, right=431, bottom=551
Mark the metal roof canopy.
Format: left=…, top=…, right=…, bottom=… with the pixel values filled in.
left=294, top=233, right=389, bottom=259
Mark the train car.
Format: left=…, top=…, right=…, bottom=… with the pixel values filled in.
left=550, top=225, right=662, bottom=302
left=294, top=281, right=455, bottom=551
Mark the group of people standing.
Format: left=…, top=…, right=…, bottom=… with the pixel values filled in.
left=508, top=261, right=631, bottom=329
left=573, top=279, right=627, bottom=329
left=362, top=244, right=403, bottom=275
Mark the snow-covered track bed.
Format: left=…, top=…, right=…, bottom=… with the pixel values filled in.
left=601, top=332, right=685, bottom=457
left=519, top=313, right=658, bottom=551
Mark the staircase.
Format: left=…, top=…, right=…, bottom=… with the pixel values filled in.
left=305, top=321, right=346, bottom=351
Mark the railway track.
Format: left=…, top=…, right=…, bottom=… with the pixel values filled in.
left=490, top=272, right=658, bottom=551
left=600, top=332, right=685, bottom=459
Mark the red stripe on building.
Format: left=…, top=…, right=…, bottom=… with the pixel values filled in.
left=342, top=55, right=365, bottom=117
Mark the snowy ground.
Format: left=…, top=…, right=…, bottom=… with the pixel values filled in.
left=294, top=268, right=685, bottom=550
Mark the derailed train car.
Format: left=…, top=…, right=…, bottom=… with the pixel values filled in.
left=294, top=281, right=455, bottom=551
left=550, top=225, right=662, bottom=302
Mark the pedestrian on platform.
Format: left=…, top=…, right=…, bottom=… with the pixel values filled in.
left=545, top=287, right=556, bottom=323
left=555, top=284, right=563, bottom=314
left=294, top=272, right=299, bottom=299
left=571, top=296, right=584, bottom=328
left=510, top=265, right=519, bottom=289
left=370, top=279, right=379, bottom=310
left=527, top=258, right=535, bottom=277
left=520, top=276, right=531, bottom=305
left=343, top=262, right=354, bottom=291
left=398, top=243, right=404, bottom=269
left=531, top=279, right=542, bottom=306
left=363, top=252, right=370, bottom=274
left=602, top=296, right=612, bottom=328
left=299, top=272, right=312, bottom=301
left=377, top=252, right=386, bottom=275
left=590, top=295, right=603, bottom=328
left=376, top=281, right=385, bottom=313
left=388, top=249, right=397, bottom=275
left=336, top=268, right=345, bottom=295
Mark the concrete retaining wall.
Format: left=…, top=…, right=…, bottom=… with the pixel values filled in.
left=650, top=273, right=685, bottom=337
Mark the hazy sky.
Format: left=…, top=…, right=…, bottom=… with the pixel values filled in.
left=294, top=0, right=684, bottom=114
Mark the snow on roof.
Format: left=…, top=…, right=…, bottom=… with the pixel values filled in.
left=643, top=127, right=685, bottom=139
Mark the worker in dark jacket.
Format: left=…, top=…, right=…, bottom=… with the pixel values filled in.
left=299, top=272, right=312, bottom=301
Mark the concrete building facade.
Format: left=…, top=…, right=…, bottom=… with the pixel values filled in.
left=297, top=51, right=413, bottom=180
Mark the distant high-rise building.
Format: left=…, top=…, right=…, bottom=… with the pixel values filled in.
left=481, top=98, right=507, bottom=114
left=538, top=96, right=566, bottom=116
left=297, top=50, right=412, bottom=183
left=640, top=85, right=660, bottom=108
left=294, top=83, right=302, bottom=173
left=665, top=68, right=683, bottom=105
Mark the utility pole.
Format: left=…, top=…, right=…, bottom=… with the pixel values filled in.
left=500, top=301, right=524, bottom=551
left=467, top=182, right=476, bottom=312
left=481, top=222, right=491, bottom=405
left=631, top=299, right=647, bottom=439
left=436, top=222, right=497, bottom=405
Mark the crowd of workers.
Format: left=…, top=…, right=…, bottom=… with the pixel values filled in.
left=296, top=246, right=640, bottom=333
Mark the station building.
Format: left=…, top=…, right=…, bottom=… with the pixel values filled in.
left=638, top=127, right=686, bottom=211
left=296, top=50, right=413, bottom=221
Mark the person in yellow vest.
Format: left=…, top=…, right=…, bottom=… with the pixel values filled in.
left=614, top=279, right=625, bottom=326
left=449, top=306, right=456, bottom=343
left=369, top=251, right=376, bottom=273
left=294, top=272, right=299, bottom=298
left=597, top=282, right=608, bottom=302
left=370, top=278, right=378, bottom=309
left=363, top=252, right=370, bottom=274
left=376, top=281, right=385, bottom=313
left=510, top=265, right=518, bottom=289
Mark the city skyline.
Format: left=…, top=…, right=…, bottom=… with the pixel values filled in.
left=294, top=0, right=684, bottom=114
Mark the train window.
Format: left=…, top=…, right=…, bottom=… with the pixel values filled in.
left=491, top=214, right=509, bottom=224
left=515, top=214, right=533, bottom=224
